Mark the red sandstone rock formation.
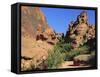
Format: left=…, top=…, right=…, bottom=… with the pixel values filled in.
left=21, top=6, right=58, bottom=71
left=66, top=11, right=95, bottom=48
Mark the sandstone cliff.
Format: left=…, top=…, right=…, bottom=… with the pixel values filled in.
left=21, top=6, right=57, bottom=71
left=21, top=6, right=53, bottom=38
left=65, top=11, right=95, bottom=48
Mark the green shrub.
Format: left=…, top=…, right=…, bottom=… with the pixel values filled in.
left=56, top=40, right=72, bottom=53
left=65, top=45, right=90, bottom=61
left=65, top=49, right=80, bottom=61
left=46, top=37, right=91, bottom=68
left=78, top=45, right=90, bottom=54
left=46, top=46, right=65, bottom=69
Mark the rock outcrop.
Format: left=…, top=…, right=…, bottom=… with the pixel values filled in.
left=65, top=11, right=95, bottom=48
left=21, top=6, right=60, bottom=71
left=73, top=54, right=95, bottom=66
left=21, top=6, right=54, bottom=38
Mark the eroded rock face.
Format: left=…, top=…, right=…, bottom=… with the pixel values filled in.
left=73, top=54, right=94, bottom=66
left=21, top=55, right=47, bottom=71
left=21, top=6, right=52, bottom=38
left=66, top=11, right=95, bottom=48
left=21, top=6, right=59, bottom=71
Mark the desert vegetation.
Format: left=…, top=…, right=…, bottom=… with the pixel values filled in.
left=45, top=36, right=95, bottom=69
left=21, top=6, right=96, bottom=71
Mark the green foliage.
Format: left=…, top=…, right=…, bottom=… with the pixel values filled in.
left=46, top=38, right=72, bottom=68
left=46, top=46, right=65, bottom=69
left=65, top=45, right=90, bottom=61
left=78, top=45, right=90, bottom=54
left=65, top=50, right=80, bottom=61
left=46, top=37, right=91, bottom=68
left=54, top=43, right=72, bottom=53
left=56, top=37, right=72, bottom=53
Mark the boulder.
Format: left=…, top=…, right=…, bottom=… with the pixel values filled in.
left=73, top=54, right=94, bottom=66
left=21, top=55, right=47, bottom=71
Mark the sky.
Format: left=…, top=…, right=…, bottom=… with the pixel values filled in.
left=41, top=7, right=95, bottom=35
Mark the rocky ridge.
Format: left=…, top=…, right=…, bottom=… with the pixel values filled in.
left=66, top=11, right=95, bottom=48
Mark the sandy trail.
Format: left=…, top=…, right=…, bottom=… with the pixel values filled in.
left=59, top=61, right=91, bottom=69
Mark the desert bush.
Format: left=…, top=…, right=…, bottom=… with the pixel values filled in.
left=65, top=49, right=80, bottom=61
left=65, top=45, right=90, bottom=61
left=56, top=37, right=72, bottom=53
left=45, top=37, right=72, bottom=68
left=46, top=46, right=65, bottom=69
left=46, top=37, right=91, bottom=68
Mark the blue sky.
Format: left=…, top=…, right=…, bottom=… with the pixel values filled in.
left=41, top=7, right=95, bottom=35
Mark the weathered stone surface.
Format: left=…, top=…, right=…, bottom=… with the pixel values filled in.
left=21, top=6, right=51, bottom=38
left=73, top=54, right=93, bottom=66
left=21, top=55, right=47, bottom=71
left=21, top=6, right=61, bottom=71
left=66, top=11, right=95, bottom=48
